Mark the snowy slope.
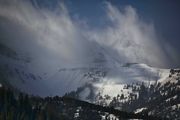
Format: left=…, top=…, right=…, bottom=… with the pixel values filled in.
left=65, top=63, right=170, bottom=104
left=132, top=69, right=180, bottom=119
left=158, top=69, right=180, bottom=85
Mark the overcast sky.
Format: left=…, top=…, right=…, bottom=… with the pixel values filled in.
left=0, top=0, right=180, bottom=70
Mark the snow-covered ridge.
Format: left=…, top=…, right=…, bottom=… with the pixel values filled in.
left=0, top=42, right=173, bottom=98
left=65, top=63, right=172, bottom=105
left=0, top=48, right=171, bottom=97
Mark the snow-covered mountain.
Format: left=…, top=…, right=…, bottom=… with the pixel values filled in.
left=64, top=63, right=169, bottom=102
left=0, top=42, right=179, bottom=119
left=65, top=66, right=180, bottom=119
left=0, top=42, right=170, bottom=97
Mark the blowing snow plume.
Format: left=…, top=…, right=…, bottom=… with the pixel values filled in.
left=0, top=0, right=178, bottom=95
left=0, top=0, right=176, bottom=70
left=88, top=2, right=172, bottom=68
left=0, top=0, right=93, bottom=74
